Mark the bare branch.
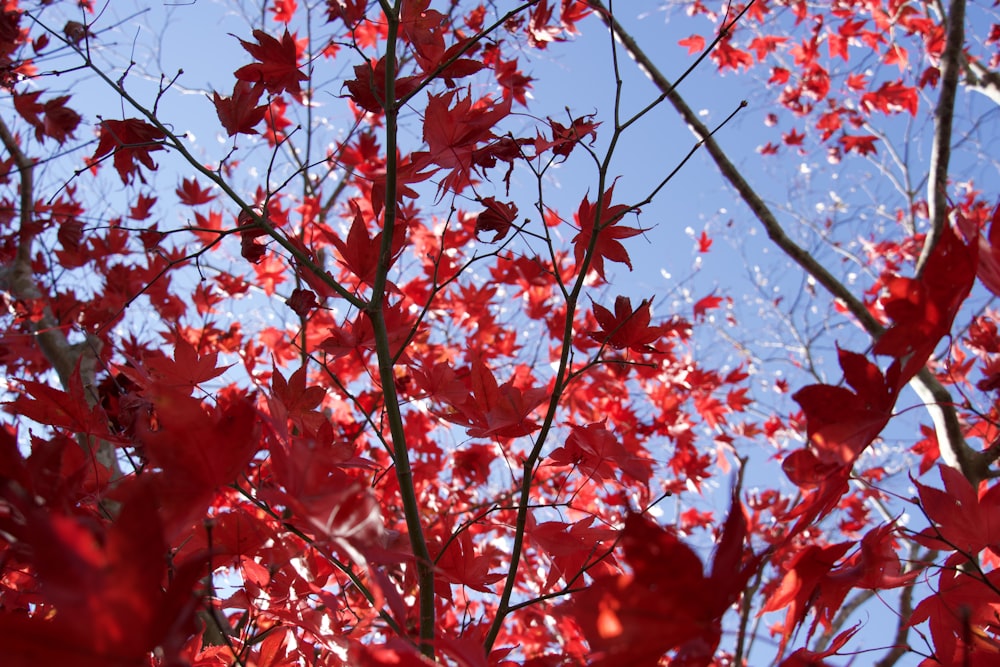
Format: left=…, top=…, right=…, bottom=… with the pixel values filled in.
left=915, top=0, right=965, bottom=276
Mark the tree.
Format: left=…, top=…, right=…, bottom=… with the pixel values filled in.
left=0, top=0, right=996, bottom=665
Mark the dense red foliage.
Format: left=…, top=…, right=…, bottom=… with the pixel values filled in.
left=0, top=1, right=998, bottom=665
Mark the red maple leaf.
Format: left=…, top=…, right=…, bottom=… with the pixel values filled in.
left=748, top=35, right=789, bottom=60
left=571, top=183, right=643, bottom=280
left=909, top=567, right=1000, bottom=664
left=321, top=299, right=416, bottom=361
left=792, top=347, right=896, bottom=467
left=400, top=1, right=485, bottom=82
left=137, top=388, right=260, bottom=540
left=783, top=128, right=805, bottom=145
left=328, top=200, right=406, bottom=286
left=213, top=80, right=268, bottom=136
left=234, top=29, right=307, bottom=97
left=343, top=56, right=422, bottom=113
left=269, top=363, right=327, bottom=434
left=713, top=37, right=754, bottom=70
left=912, top=464, right=1000, bottom=557
left=570, top=490, right=760, bottom=665
left=873, top=224, right=976, bottom=379
left=678, top=34, right=705, bottom=55
left=537, top=114, right=600, bottom=158
left=474, top=196, right=518, bottom=242
left=270, top=0, right=297, bottom=23
left=433, top=530, right=505, bottom=596
left=325, top=0, right=367, bottom=28
left=13, top=91, right=80, bottom=144
left=0, top=484, right=204, bottom=666
left=121, top=338, right=232, bottom=396
left=12, top=367, right=120, bottom=442
left=779, top=626, right=861, bottom=667
left=90, top=118, right=167, bottom=184
left=973, top=202, right=1000, bottom=297
left=175, top=177, right=216, bottom=206
left=422, top=90, right=512, bottom=194
left=547, top=420, right=652, bottom=484
left=527, top=516, right=618, bottom=591
left=840, top=132, right=878, bottom=155
left=760, top=541, right=854, bottom=653
left=494, top=56, right=533, bottom=105
left=860, top=79, right=918, bottom=116
left=697, top=229, right=713, bottom=252
left=590, top=295, right=669, bottom=353
left=439, top=359, right=548, bottom=439
left=285, top=287, right=317, bottom=317
left=694, top=292, right=724, bottom=320
left=128, top=193, right=157, bottom=220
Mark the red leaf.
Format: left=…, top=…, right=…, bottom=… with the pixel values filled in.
left=495, top=56, right=533, bottom=105
left=329, top=200, right=406, bottom=285
left=438, top=360, right=548, bottom=439
left=261, top=467, right=384, bottom=563
left=571, top=183, right=643, bottom=280
left=909, top=567, right=1000, bottom=663
left=138, top=390, right=260, bottom=539
left=434, top=530, right=505, bottom=595
left=976, top=202, right=1000, bottom=297
left=285, top=287, right=317, bottom=316
left=175, top=177, right=216, bottom=206
left=270, top=0, right=297, bottom=23
left=90, top=119, right=167, bottom=184
left=792, top=348, right=894, bottom=467
left=128, top=193, right=157, bottom=220
left=779, top=626, right=861, bottom=666
left=760, top=541, right=854, bottom=653
left=14, top=91, right=81, bottom=145
left=860, top=79, right=918, bottom=116
left=343, top=56, right=422, bottom=114
left=748, top=35, right=788, bottom=60
left=873, top=224, right=976, bottom=380
left=569, top=496, right=760, bottom=666
left=783, top=127, right=805, bottom=145
left=694, top=293, right=724, bottom=320
left=234, top=28, right=307, bottom=97
left=697, top=229, right=713, bottom=252
left=547, top=420, right=652, bottom=484
left=474, top=197, right=518, bottom=242
left=12, top=369, right=118, bottom=440
left=678, top=34, right=705, bottom=55
left=839, top=133, right=878, bottom=156
left=712, top=37, right=753, bottom=70
left=0, top=485, right=202, bottom=666
left=590, top=295, right=669, bottom=353
left=913, top=465, right=1000, bottom=555
left=422, top=90, right=512, bottom=194
left=125, top=338, right=232, bottom=394
left=538, top=114, right=600, bottom=158
left=213, top=80, right=268, bottom=136
left=527, top=516, right=618, bottom=591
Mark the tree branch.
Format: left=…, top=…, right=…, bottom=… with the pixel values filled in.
left=0, top=115, right=117, bottom=476
left=373, top=2, right=436, bottom=658
left=915, top=0, right=965, bottom=276
left=962, top=57, right=1000, bottom=106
